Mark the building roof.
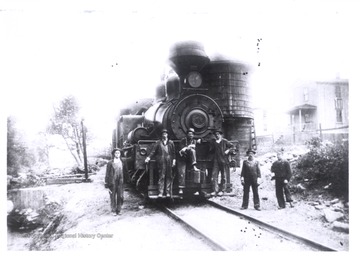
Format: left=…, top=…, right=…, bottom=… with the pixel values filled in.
left=288, top=104, right=317, bottom=114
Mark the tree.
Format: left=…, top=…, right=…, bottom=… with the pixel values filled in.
left=47, top=96, right=85, bottom=166
left=7, top=116, right=35, bottom=176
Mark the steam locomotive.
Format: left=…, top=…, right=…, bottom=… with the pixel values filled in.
left=113, top=41, right=257, bottom=199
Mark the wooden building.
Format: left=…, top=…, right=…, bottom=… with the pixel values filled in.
left=288, top=78, right=349, bottom=134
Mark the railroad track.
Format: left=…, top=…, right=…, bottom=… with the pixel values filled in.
left=155, top=199, right=338, bottom=251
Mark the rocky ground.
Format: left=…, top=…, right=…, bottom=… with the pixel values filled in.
left=212, top=147, right=349, bottom=251
left=7, top=148, right=350, bottom=252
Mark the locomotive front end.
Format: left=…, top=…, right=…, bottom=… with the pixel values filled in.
left=114, top=40, right=256, bottom=199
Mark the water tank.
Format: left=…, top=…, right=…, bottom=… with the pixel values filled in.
left=203, top=61, right=253, bottom=118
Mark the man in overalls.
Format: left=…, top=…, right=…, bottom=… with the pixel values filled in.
left=145, top=129, right=176, bottom=197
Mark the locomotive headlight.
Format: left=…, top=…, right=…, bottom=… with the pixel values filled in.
left=139, top=148, right=147, bottom=156
left=187, top=71, right=202, bottom=88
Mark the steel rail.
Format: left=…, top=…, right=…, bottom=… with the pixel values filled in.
left=155, top=202, right=229, bottom=251
left=207, top=200, right=338, bottom=252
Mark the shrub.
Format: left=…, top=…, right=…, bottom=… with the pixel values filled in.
left=294, top=137, right=348, bottom=199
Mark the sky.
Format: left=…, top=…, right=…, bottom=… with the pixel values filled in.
left=1, top=0, right=358, bottom=254
left=0, top=0, right=356, bottom=146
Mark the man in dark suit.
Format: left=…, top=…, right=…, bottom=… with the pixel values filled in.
left=240, top=148, right=261, bottom=211
left=271, top=149, right=294, bottom=209
left=210, top=129, right=234, bottom=196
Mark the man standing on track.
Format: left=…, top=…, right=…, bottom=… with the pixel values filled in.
left=240, top=148, right=261, bottom=211
left=105, top=148, right=124, bottom=216
left=271, top=149, right=294, bottom=209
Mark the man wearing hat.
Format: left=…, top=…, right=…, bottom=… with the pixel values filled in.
left=145, top=129, right=176, bottom=198
left=177, top=128, right=201, bottom=194
left=105, top=148, right=124, bottom=215
left=240, top=148, right=261, bottom=211
left=179, top=128, right=201, bottom=170
left=209, top=129, right=235, bottom=196
left=270, top=149, right=293, bottom=209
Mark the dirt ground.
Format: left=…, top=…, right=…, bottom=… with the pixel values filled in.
left=7, top=166, right=214, bottom=251
left=212, top=168, right=349, bottom=251
left=7, top=155, right=349, bottom=252
left=212, top=146, right=350, bottom=252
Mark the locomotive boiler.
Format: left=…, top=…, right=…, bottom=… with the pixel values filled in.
left=113, top=41, right=257, bottom=199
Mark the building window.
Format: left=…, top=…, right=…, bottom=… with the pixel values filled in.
left=335, top=85, right=342, bottom=98
left=335, top=98, right=343, bottom=110
left=335, top=98, right=343, bottom=123
left=336, top=109, right=343, bottom=123
left=303, top=87, right=309, bottom=102
left=304, top=114, right=310, bottom=123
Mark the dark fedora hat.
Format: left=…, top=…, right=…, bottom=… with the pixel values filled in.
left=187, top=128, right=195, bottom=133
left=111, top=148, right=121, bottom=155
left=161, top=129, right=168, bottom=134
left=213, top=129, right=223, bottom=134
left=246, top=148, right=256, bottom=155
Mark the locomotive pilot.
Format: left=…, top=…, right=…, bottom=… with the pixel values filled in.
left=209, top=129, right=235, bottom=196
left=145, top=129, right=176, bottom=198
left=177, top=128, right=201, bottom=194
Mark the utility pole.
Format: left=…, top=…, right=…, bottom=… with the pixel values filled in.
left=81, top=119, right=88, bottom=180
left=319, top=123, right=323, bottom=142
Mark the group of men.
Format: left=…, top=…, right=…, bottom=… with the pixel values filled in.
left=145, top=128, right=234, bottom=198
left=240, top=148, right=294, bottom=211
left=104, top=127, right=294, bottom=216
